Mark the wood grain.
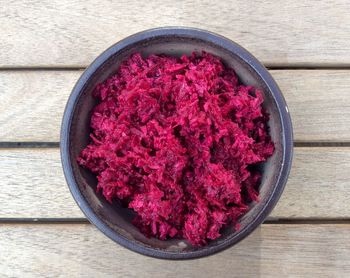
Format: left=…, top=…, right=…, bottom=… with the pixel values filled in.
left=273, top=70, right=350, bottom=142
left=1, top=147, right=350, bottom=219
left=1, top=70, right=350, bottom=142
left=1, top=223, right=350, bottom=277
left=1, top=0, right=350, bottom=67
left=0, top=71, right=77, bottom=142
left=0, top=148, right=80, bottom=219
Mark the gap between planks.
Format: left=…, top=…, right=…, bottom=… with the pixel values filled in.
left=0, top=218, right=349, bottom=225
left=1, top=142, right=350, bottom=148
left=3, top=66, right=350, bottom=70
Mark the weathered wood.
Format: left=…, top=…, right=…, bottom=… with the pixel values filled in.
left=1, top=0, right=348, bottom=274
left=1, top=223, right=349, bottom=277
left=1, top=147, right=349, bottom=219
left=1, top=0, right=350, bottom=67
left=0, top=148, right=79, bottom=219
left=273, top=70, right=350, bottom=142
left=1, top=70, right=350, bottom=142
left=0, top=71, right=77, bottom=142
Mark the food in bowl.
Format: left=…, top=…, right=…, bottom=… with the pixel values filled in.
left=77, top=51, right=274, bottom=246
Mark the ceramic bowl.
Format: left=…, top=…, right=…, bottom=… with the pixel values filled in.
left=61, top=27, right=293, bottom=259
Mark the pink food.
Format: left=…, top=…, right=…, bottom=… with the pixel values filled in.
left=78, top=52, right=274, bottom=246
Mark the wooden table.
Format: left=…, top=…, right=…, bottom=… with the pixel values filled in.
left=1, top=1, right=350, bottom=277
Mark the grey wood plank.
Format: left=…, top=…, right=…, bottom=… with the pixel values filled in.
left=1, top=70, right=350, bottom=142
left=1, top=0, right=350, bottom=67
left=1, top=223, right=349, bottom=277
left=0, top=147, right=349, bottom=219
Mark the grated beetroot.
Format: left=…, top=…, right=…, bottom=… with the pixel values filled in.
left=78, top=52, right=274, bottom=246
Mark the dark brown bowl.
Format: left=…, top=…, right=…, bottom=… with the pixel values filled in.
left=61, top=27, right=293, bottom=260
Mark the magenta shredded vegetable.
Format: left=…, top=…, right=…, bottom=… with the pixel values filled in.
left=78, top=52, right=274, bottom=245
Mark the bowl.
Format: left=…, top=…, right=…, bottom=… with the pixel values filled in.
left=61, top=27, right=293, bottom=259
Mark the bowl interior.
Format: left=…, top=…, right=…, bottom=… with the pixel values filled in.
left=68, top=34, right=284, bottom=254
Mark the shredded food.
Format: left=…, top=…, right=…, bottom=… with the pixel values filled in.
left=78, top=52, right=274, bottom=245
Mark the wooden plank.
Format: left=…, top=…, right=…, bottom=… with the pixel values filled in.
left=273, top=70, right=350, bottom=142
left=1, top=147, right=350, bottom=219
left=1, top=0, right=350, bottom=67
left=0, top=71, right=77, bottom=142
left=0, top=148, right=80, bottom=219
left=1, top=70, right=350, bottom=142
left=1, top=223, right=349, bottom=277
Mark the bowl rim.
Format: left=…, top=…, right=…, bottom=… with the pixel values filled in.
left=60, top=26, right=293, bottom=260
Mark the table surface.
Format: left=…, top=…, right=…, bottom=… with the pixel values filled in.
left=1, top=1, right=350, bottom=277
